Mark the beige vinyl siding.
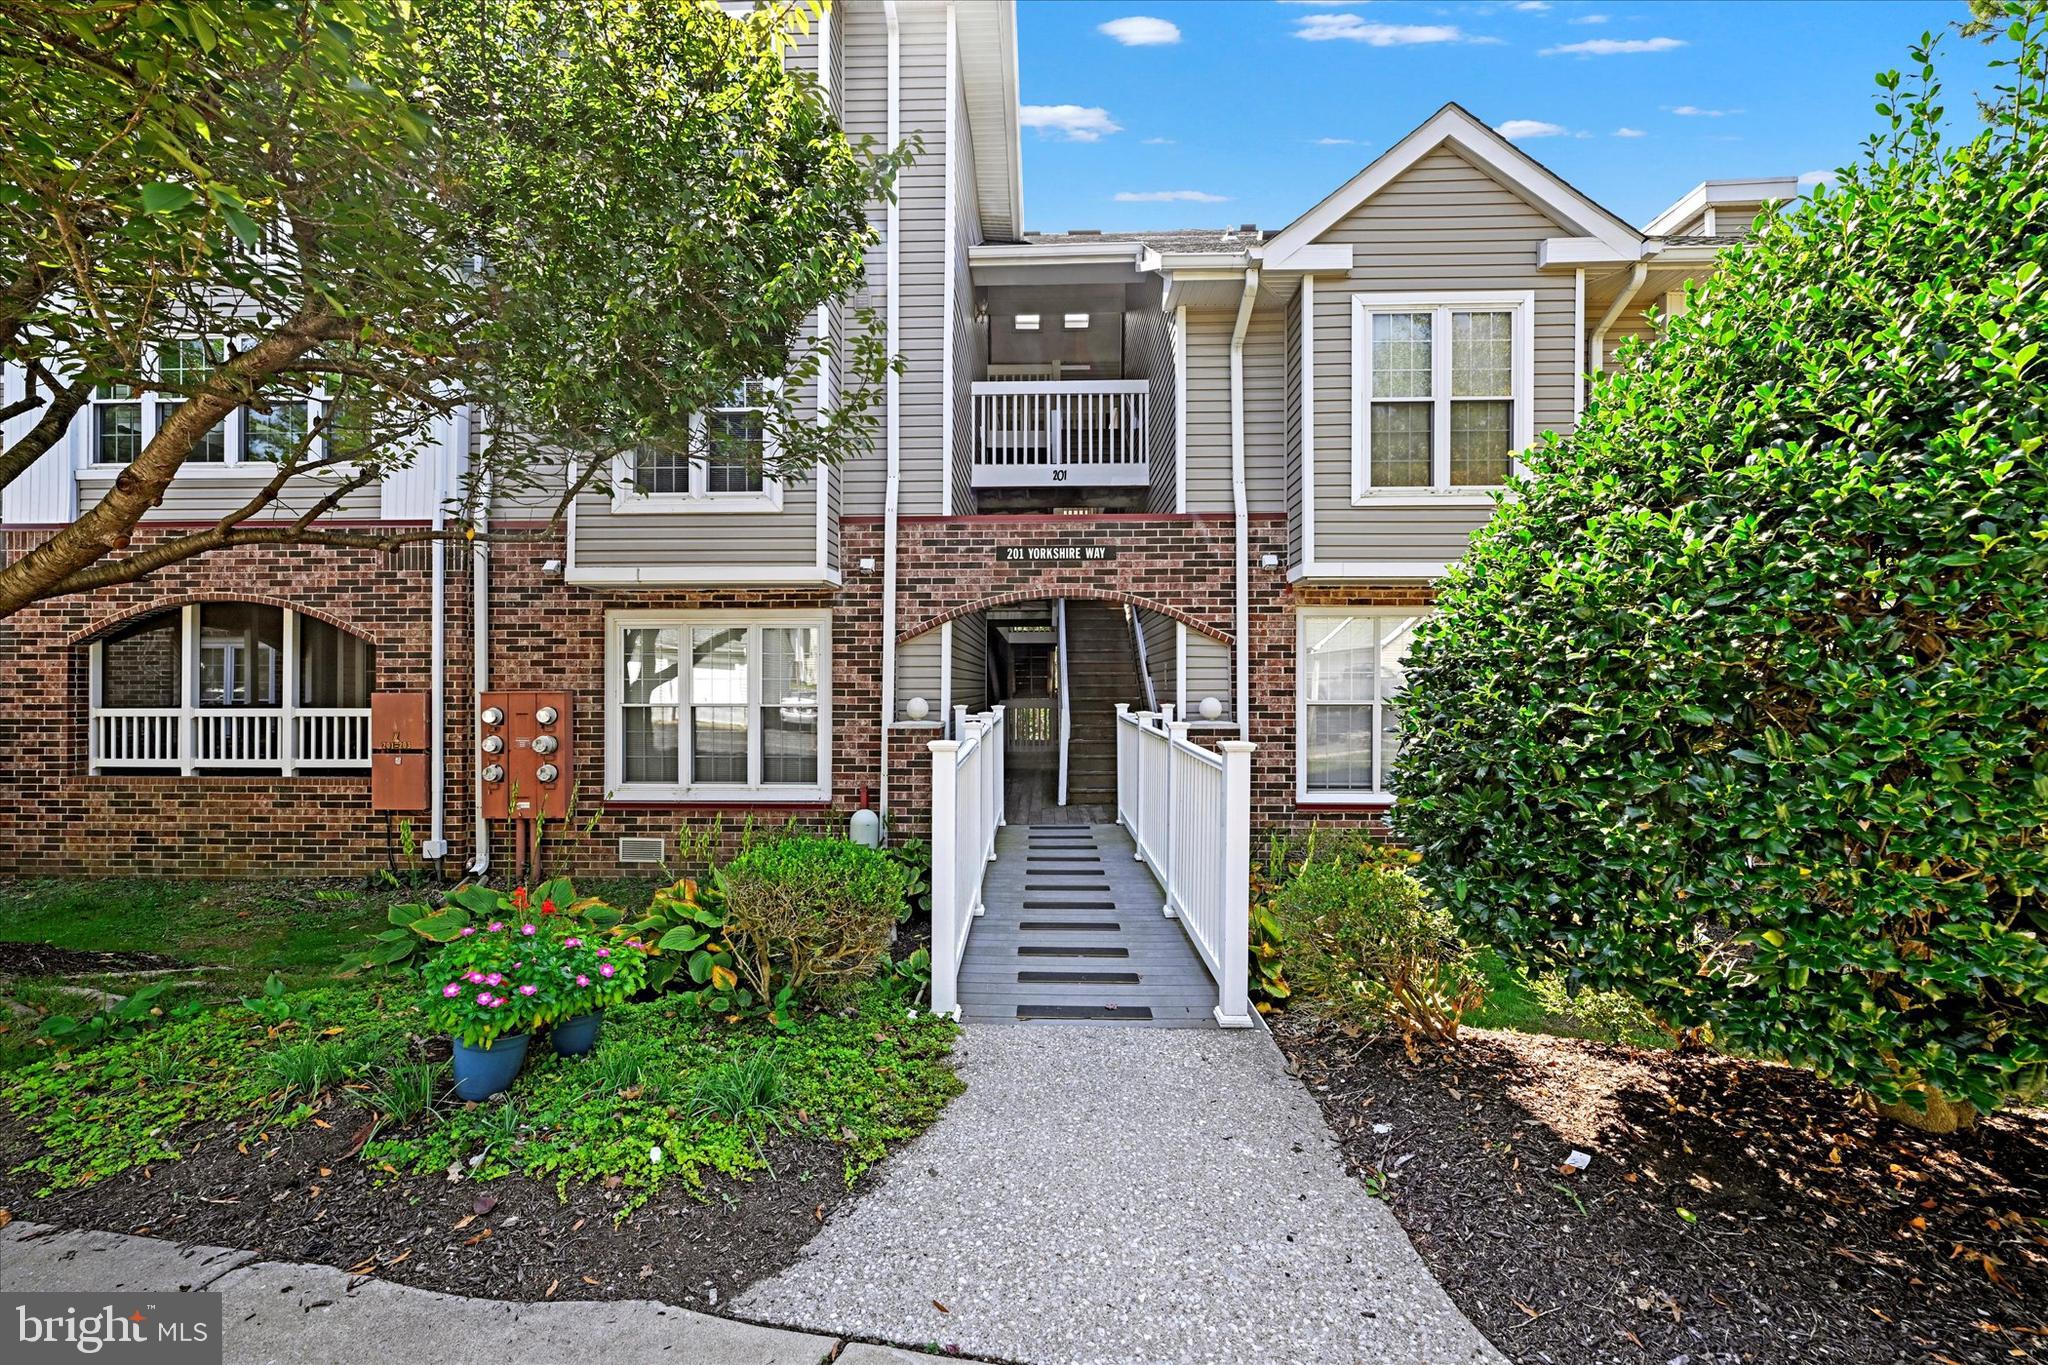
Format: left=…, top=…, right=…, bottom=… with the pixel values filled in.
left=1183, top=629, right=1234, bottom=724
left=950, top=610, right=988, bottom=713
left=571, top=478, right=822, bottom=568
left=835, top=1, right=890, bottom=515
left=947, top=50, right=982, bottom=516
left=1243, top=309, right=1287, bottom=513
left=76, top=471, right=382, bottom=522
left=1283, top=288, right=1305, bottom=565
left=1309, top=144, right=1578, bottom=566
left=1601, top=306, right=1662, bottom=370
left=1137, top=608, right=1175, bottom=709
left=1181, top=311, right=1233, bottom=513
left=896, top=626, right=943, bottom=721
left=1125, top=297, right=1177, bottom=514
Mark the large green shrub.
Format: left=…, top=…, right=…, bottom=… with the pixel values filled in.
left=717, top=837, right=909, bottom=1010
left=1273, top=859, right=1482, bottom=1043
left=1395, top=10, right=2048, bottom=1129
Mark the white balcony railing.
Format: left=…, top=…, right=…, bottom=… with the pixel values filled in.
left=928, top=705, right=1008, bottom=1019
left=971, top=380, right=1149, bottom=488
left=1116, top=705, right=1255, bottom=1028
left=90, top=705, right=372, bottom=775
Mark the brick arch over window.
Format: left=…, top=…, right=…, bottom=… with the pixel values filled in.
left=68, top=594, right=376, bottom=650
left=898, top=589, right=1230, bottom=646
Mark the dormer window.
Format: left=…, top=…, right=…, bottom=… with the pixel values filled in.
left=1351, top=292, right=1533, bottom=500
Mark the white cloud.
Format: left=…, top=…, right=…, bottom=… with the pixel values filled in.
left=1798, top=169, right=1839, bottom=187
left=1099, top=16, right=1182, bottom=46
left=1511, top=1, right=1552, bottom=10
left=1019, top=105, right=1124, bottom=142
left=1114, top=189, right=1233, bottom=203
left=1541, top=36, right=1686, bottom=55
left=1142, top=136, right=1177, bottom=145
left=1669, top=104, right=1740, bottom=117
left=1496, top=119, right=1567, bottom=140
left=1294, top=14, right=1469, bottom=44
left=1613, top=126, right=1646, bottom=138
left=1314, top=136, right=1359, bottom=145
left=1571, top=12, right=1611, bottom=21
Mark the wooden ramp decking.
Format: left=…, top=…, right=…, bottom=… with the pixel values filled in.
left=955, top=821, right=1222, bottom=1027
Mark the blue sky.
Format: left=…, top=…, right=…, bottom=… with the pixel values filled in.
left=1012, top=0, right=2000, bottom=233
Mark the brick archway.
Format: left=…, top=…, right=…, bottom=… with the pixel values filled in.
left=898, top=588, right=1231, bottom=645
left=67, top=594, right=378, bottom=648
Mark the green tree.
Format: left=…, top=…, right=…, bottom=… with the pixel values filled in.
left=0, top=0, right=901, bottom=616
left=1394, top=4, right=2048, bottom=1132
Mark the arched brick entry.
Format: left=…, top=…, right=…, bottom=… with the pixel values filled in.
left=898, top=587, right=1231, bottom=645
left=68, top=594, right=378, bottom=649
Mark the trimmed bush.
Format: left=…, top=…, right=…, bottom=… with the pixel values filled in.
left=717, top=837, right=909, bottom=1007
left=1394, top=14, right=2048, bottom=1129
left=1273, top=859, right=1483, bottom=1044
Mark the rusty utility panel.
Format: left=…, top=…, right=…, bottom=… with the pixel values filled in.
left=479, top=690, right=573, bottom=821
left=371, top=751, right=429, bottom=811
left=370, top=692, right=429, bottom=752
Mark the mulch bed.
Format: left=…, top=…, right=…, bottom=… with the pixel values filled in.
left=0, top=941, right=187, bottom=979
left=1272, top=1014, right=2048, bottom=1365
left=0, top=1094, right=860, bottom=1311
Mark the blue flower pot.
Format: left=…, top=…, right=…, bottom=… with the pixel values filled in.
left=451, top=1032, right=530, bottom=1100
left=550, top=1012, right=604, bottom=1057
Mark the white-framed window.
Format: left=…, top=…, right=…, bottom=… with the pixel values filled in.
left=1350, top=291, right=1534, bottom=502
left=605, top=610, right=829, bottom=801
left=85, top=339, right=326, bottom=472
left=88, top=603, right=375, bottom=776
left=1296, top=609, right=1423, bottom=803
left=612, top=380, right=782, bottom=513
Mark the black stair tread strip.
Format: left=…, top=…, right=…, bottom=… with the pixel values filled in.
left=1016, top=970, right=1143, bottom=984
left=1017, top=945, right=1130, bottom=958
left=1015, top=1004, right=1154, bottom=1020
left=1018, top=919, right=1121, bottom=931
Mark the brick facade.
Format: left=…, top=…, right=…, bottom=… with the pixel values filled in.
left=0, top=512, right=1421, bottom=878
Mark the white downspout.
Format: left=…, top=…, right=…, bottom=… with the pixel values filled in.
left=878, top=0, right=902, bottom=833
left=467, top=463, right=491, bottom=877
left=426, top=409, right=461, bottom=862
left=1590, top=261, right=1649, bottom=376
left=1229, top=264, right=1260, bottom=744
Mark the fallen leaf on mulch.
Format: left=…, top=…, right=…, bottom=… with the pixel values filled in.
left=462, top=1228, right=492, bottom=1246
left=932, top=1300, right=950, bottom=1313
left=544, top=1280, right=558, bottom=1299
left=450, top=1214, right=476, bottom=1232
left=472, top=1194, right=497, bottom=1216
left=0, top=1209, right=11, bottom=1230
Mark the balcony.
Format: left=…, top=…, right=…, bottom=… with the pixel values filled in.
left=970, top=380, right=1149, bottom=489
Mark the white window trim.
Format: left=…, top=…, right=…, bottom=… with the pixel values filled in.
left=603, top=609, right=831, bottom=803
left=1349, top=290, right=1535, bottom=507
left=81, top=338, right=331, bottom=477
left=1295, top=608, right=1422, bottom=807
left=609, top=383, right=784, bottom=515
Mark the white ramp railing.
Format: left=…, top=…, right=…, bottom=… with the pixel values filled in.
left=1115, top=705, right=1255, bottom=1028
left=928, top=705, right=1008, bottom=1019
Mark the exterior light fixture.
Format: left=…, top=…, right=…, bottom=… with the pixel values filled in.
left=1199, top=696, right=1224, bottom=721
left=1014, top=313, right=1040, bottom=331
left=905, top=696, right=930, bottom=721
left=1063, top=313, right=1090, bottom=330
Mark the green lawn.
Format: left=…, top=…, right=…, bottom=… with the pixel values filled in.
left=1463, top=947, right=1554, bottom=1034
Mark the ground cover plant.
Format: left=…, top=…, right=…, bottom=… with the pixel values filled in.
left=1394, top=6, right=2048, bottom=1131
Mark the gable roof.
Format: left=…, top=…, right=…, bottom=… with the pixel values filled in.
left=1262, top=103, right=1642, bottom=265
left=957, top=1, right=1023, bottom=242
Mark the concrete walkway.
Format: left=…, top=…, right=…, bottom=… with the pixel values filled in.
left=0, top=1220, right=934, bottom=1365
left=736, top=1025, right=1505, bottom=1365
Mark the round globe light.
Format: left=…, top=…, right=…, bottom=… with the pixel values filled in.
left=906, top=696, right=930, bottom=721
left=1199, top=696, right=1224, bottom=721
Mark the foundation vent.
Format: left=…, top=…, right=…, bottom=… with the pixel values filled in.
left=617, top=836, right=666, bottom=865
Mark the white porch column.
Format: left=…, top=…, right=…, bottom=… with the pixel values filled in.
left=928, top=736, right=962, bottom=1019
left=1215, top=740, right=1256, bottom=1028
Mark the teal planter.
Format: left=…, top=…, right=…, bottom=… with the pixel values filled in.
left=550, top=1012, right=604, bottom=1057
left=451, top=1032, right=529, bottom=1100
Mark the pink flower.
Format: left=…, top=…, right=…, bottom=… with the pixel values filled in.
left=626, top=939, right=644, bottom=949
left=458, top=926, right=476, bottom=937
left=489, top=997, right=506, bottom=1009
left=595, top=947, right=610, bottom=959
left=487, top=921, right=505, bottom=933
left=465, top=971, right=485, bottom=984
left=442, top=983, right=462, bottom=998
left=518, top=984, right=538, bottom=996
left=599, top=964, right=615, bottom=979
left=485, top=973, right=504, bottom=986
left=575, top=974, right=590, bottom=988
left=475, top=991, right=492, bottom=1004
left=521, top=923, right=537, bottom=937
left=563, top=937, right=581, bottom=949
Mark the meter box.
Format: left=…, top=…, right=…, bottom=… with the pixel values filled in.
left=478, top=690, right=573, bottom=820
left=371, top=692, right=429, bottom=752
left=371, top=752, right=429, bottom=811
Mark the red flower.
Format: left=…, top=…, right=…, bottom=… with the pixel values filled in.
left=511, top=887, right=530, bottom=910
left=541, top=898, right=557, bottom=915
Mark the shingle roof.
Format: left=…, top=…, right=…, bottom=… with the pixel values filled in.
left=1021, top=227, right=1259, bottom=253
left=1657, top=233, right=1749, bottom=247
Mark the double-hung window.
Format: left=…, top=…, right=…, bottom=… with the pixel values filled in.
left=615, top=380, right=781, bottom=512
left=607, top=611, right=829, bottom=801
left=1296, top=610, right=1423, bottom=803
left=1351, top=292, right=1533, bottom=500
left=86, top=340, right=325, bottom=470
